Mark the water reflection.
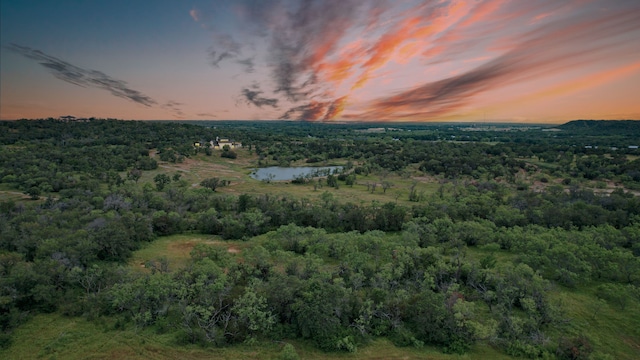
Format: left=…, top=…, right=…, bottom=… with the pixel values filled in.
left=250, top=166, right=343, bottom=181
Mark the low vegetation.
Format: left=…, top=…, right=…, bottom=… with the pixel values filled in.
left=0, top=119, right=639, bottom=359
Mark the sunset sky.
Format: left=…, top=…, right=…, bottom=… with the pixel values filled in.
left=1, top=0, right=639, bottom=123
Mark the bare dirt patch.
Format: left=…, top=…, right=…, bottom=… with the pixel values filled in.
left=411, top=175, right=438, bottom=183
left=170, top=240, right=199, bottom=251
left=169, top=239, right=241, bottom=254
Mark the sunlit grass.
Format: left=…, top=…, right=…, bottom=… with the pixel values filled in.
left=129, top=234, right=248, bottom=272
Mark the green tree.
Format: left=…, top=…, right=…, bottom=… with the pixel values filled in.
left=26, top=186, right=41, bottom=200
left=127, top=168, right=142, bottom=183
left=201, top=177, right=226, bottom=192
left=233, top=284, right=275, bottom=341
left=292, top=278, right=352, bottom=351
left=154, top=173, right=171, bottom=191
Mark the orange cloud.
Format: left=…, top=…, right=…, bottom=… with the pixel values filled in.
left=324, top=96, right=348, bottom=120
left=350, top=1, right=474, bottom=90
left=346, top=5, right=640, bottom=122
left=518, top=61, right=640, bottom=104
left=458, top=0, right=507, bottom=29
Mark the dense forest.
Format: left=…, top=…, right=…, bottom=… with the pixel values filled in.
left=0, top=119, right=639, bottom=359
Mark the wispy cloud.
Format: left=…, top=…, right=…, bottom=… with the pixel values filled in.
left=197, top=112, right=217, bottom=118
left=266, top=1, right=366, bottom=100
left=162, top=100, right=185, bottom=118
left=8, top=43, right=157, bottom=107
left=206, top=32, right=243, bottom=67
left=189, top=8, right=200, bottom=22
left=239, top=84, right=279, bottom=108
left=192, top=0, right=640, bottom=121
left=348, top=6, right=640, bottom=120
left=280, top=102, right=326, bottom=121
left=280, top=96, right=347, bottom=121
left=236, top=57, right=255, bottom=73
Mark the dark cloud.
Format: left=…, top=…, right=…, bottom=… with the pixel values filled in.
left=200, top=1, right=378, bottom=103
left=162, top=100, right=185, bottom=117
left=208, top=49, right=235, bottom=67
left=236, top=57, right=255, bottom=73
left=323, top=96, right=346, bottom=121
left=266, top=1, right=366, bottom=101
left=280, top=97, right=346, bottom=121
left=7, top=44, right=157, bottom=107
left=164, top=100, right=183, bottom=107
left=240, top=86, right=279, bottom=108
left=207, top=32, right=243, bottom=67
left=193, top=1, right=392, bottom=120
left=197, top=112, right=217, bottom=118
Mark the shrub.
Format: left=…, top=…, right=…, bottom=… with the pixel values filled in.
left=556, top=336, right=593, bottom=360
left=0, top=333, right=13, bottom=350
left=279, top=343, right=300, bottom=360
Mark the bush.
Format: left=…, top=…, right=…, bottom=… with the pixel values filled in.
left=556, top=336, right=593, bottom=360
left=504, top=340, right=544, bottom=358
left=221, top=150, right=237, bottom=159
left=279, top=343, right=300, bottom=360
left=443, top=337, right=470, bottom=355
left=0, top=333, right=13, bottom=350
left=390, top=326, right=423, bottom=348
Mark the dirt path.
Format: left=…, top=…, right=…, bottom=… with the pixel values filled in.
left=0, top=190, right=30, bottom=199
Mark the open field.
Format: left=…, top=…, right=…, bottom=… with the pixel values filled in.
left=129, top=234, right=247, bottom=272
left=3, top=313, right=512, bottom=360
left=549, top=286, right=640, bottom=360
left=0, top=184, right=32, bottom=202
left=137, top=149, right=441, bottom=205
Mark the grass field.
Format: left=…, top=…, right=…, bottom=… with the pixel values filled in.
left=129, top=234, right=248, bottom=272
left=2, top=313, right=513, bottom=360
left=0, top=183, right=31, bottom=202
left=135, top=150, right=440, bottom=206
left=548, top=285, right=640, bottom=360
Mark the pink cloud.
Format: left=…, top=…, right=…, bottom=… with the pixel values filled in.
left=189, top=8, right=200, bottom=22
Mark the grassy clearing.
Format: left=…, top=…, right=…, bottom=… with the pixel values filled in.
left=548, top=285, right=640, bottom=360
left=0, top=191, right=30, bottom=202
left=465, top=244, right=517, bottom=265
left=129, top=234, right=248, bottom=272
left=143, top=150, right=440, bottom=206
left=451, top=246, right=640, bottom=359
left=1, top=313, right=511, bottom=360
left=2, top=147, right=439, bottom=207
left=0, top=313, right=282, bottom=360
left=0, top=184, right=32, bottom=202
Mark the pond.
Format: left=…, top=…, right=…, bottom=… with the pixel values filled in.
left=250, top=166, right=343, bottom=181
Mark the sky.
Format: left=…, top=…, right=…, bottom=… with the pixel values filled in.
left=1, top=0, right=639, bottom=123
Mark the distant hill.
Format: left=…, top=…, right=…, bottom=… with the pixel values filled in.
left=557, top=120, right=640, bottom=133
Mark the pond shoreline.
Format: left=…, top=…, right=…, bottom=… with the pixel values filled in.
left=250, top=166, right=343, bottom=181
